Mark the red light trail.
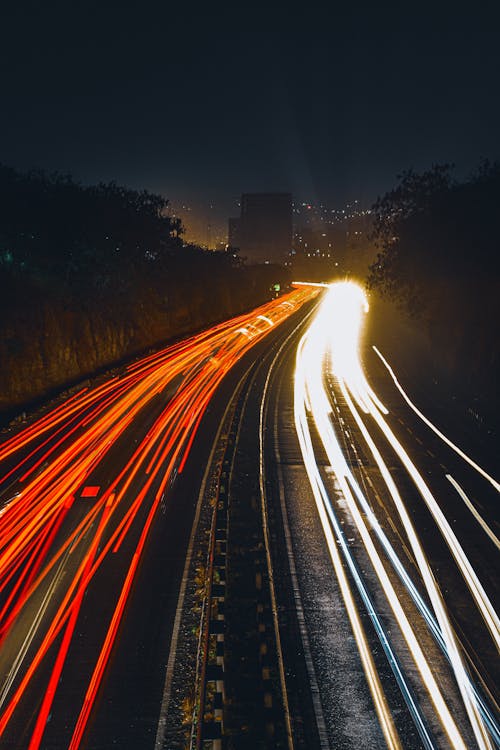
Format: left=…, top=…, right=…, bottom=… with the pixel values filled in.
left=0, top=286, right=319, bottom=748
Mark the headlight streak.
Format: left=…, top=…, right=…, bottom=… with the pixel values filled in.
left=353, top=380, right=497, bottom=750
left=295, top=351, right=426, bottom=750
left=292, top=280, right=330, bottom=288
left=325, top=375, right=500, bottom=746
left=294, top=281, right=497, bottom=750
left=446, top=475, right=500, bottom=551
left=0, top=286, right=320, bottom=749
left=295, top=308, right=464, bottom=750
left=372, top=346, right=500, bottom=495
left=336, top=374, right=498, bottom=748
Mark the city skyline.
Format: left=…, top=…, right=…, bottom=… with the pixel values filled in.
left=2, top=14, right=499, bottom=246
left=171, top=194, right=373, bottom=248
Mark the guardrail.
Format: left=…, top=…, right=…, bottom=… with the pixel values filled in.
left=190, top=422, right=236, bottom=749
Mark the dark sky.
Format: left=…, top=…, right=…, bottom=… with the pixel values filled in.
left=2, top=6, right=500, bottom=240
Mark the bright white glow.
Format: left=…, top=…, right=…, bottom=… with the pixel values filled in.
left=294, top=281, right=496, bottom=750
left=294, top=335, right=404, bottom=750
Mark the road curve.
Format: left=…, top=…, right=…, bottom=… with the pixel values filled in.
left=263, top=281, right=499, bottom=750
left=0, top=286, right=319, bottom=749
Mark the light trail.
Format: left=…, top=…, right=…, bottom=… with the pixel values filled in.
left=295, top=352, right=423, bottom=750
left=293, top=281, right=499, bottom=749
left=358, top=381, right=498, bottom=749
left=291, top=280, right=329, bottom=288
left=0, top=285, right=320, bottom=748
left=337, top=375, right=499, bottom=744
left=324, top=377, right=500, bottom=745
left=373, top=346, right=500, bottom=494
left=446, top=475, right=500, bottom=551
left=295, top=294, right=463, bottom=750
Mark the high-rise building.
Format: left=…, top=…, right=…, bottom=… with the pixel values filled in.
left=231, top=193, right=292, bottom=264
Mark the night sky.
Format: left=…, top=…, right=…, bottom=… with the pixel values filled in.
left=2, top=6, right=500, bottom=242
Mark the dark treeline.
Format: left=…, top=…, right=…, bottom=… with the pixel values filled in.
left=367, top=161, right=500, bottom=399
left=0, top=165, right=287, bottom=415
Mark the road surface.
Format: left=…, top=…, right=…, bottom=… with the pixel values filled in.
left=0, top=280, right=498, bottom=750
left=261, top=282, right=499, bottom=749
left=0, top=286, right=319, bottom=749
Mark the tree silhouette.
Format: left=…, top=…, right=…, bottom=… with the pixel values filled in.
left=0, top=164, right=289, bottom=414
left=367, top=162, right=500, bottom=316
left=366, top=160, right=500, bottom=394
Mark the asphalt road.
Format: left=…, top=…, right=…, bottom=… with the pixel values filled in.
left=261, top=282, right=499, bottom=750
left=0, top=287, right=319, bottom=749
left=0, top=281, right=498, bottom=750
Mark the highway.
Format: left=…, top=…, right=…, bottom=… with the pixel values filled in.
left=262, top=281, right=499, bottom=749
left=0, top=286, right=319, bottom=749
left=0, top=280, right=498, bottom=749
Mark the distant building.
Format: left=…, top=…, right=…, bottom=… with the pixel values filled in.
left=228, top=217, right=241, bottom=251
left=230, top=193, right=292, bottom=264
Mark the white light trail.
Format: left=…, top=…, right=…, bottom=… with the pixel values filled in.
left=294, top=346, right=404, bottom=750
left=294, top=281, right=497, bottom=750
left=337, top=372, right=499, bottom=732
left=373, top=347, right=500, bottom=494
left=446, top=475, right=500, bottom=551
left=295, top=292, right=465, bottom=749
left=357, top=378, right=498, bottom=748
left=324, top=384, right=500, bottom=744
left=292, top=280, right=329, bottom=288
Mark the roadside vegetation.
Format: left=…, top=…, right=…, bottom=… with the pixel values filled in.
left=0, top=165, right=287, bottom=415
left=367, top=161, right=500, bottom=402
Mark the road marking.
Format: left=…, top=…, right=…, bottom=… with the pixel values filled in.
left=80, top=485, right=100, bottom=498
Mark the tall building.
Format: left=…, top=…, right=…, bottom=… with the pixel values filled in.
left=230, top=193, right=292, bottom=264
